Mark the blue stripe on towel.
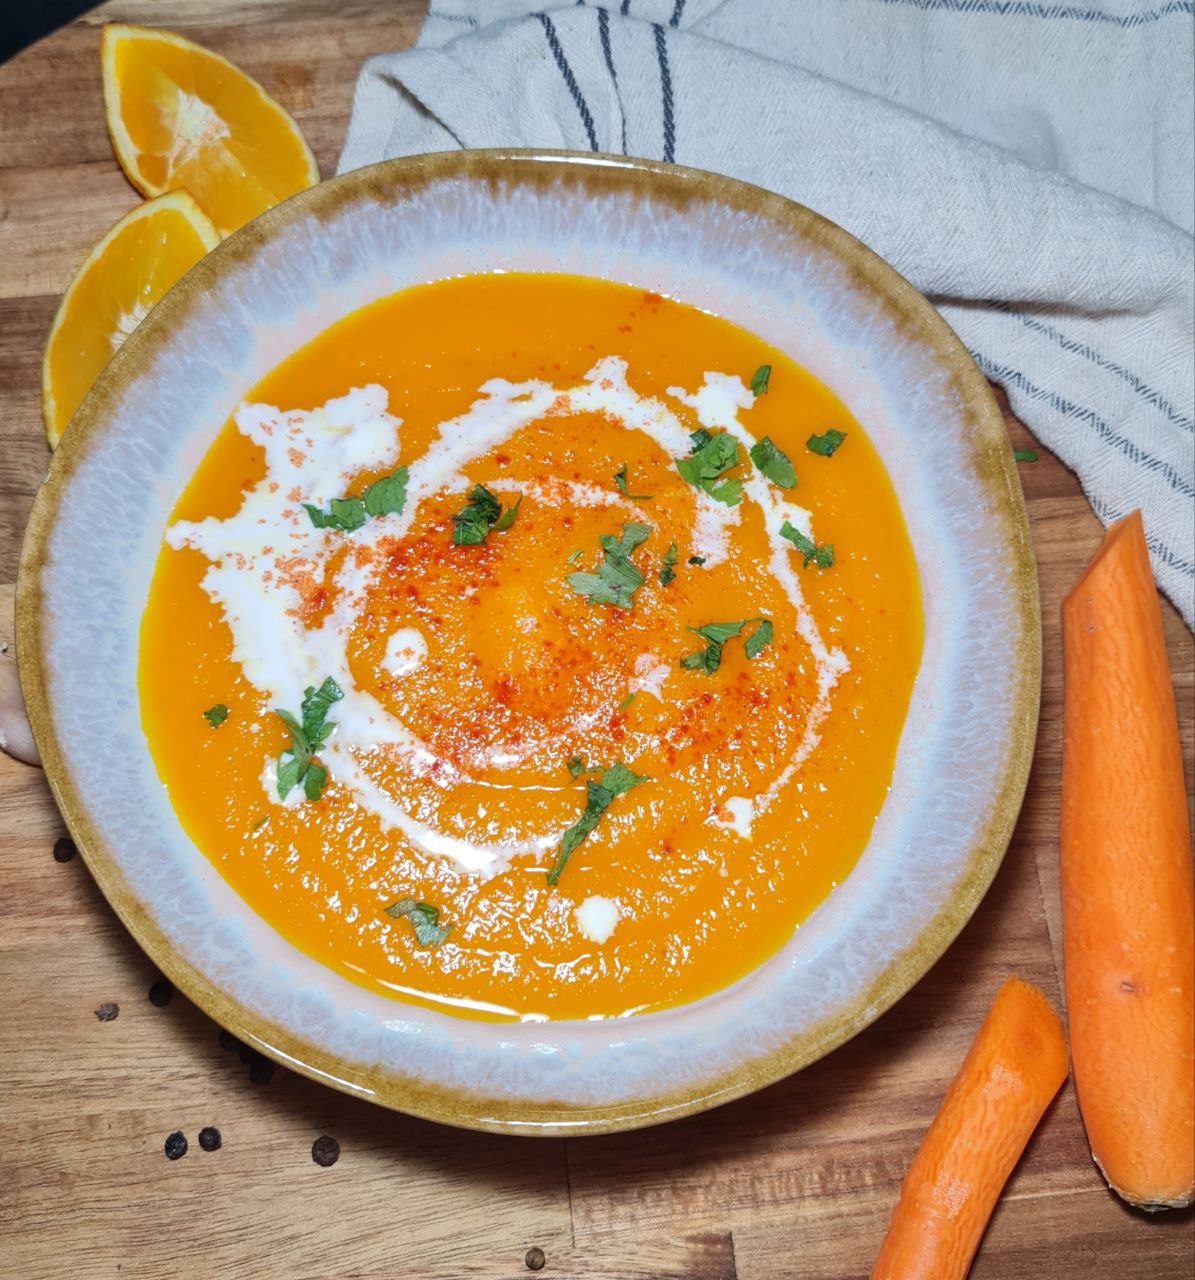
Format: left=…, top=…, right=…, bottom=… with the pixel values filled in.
left=973, top=352, right=1195, bottom=500
left=994, top=304, right=1195, bottom=435
left=654, top=24, right=676, bottom=162
left=866, top=0, right=1193, bottom=27
left=597, top=8, right=629, bottom=154
left=670, top=0, right=688, bottom=25
left=428, top=9, right=478, bottom=26
left=537, top=12, right=600, bottom=151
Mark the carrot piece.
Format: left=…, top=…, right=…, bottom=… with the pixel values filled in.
left=871, top=978, right=1067, bottom=1280
left=1060, top=511, right=1195, bottom=1210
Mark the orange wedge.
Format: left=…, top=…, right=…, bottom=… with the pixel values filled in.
left=42, top=191, right=219, bottom=449
left=101, top=23, right=319, bottom=236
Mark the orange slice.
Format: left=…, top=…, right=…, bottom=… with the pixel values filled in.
left=42, top=191, right=219, bottom=449
left=101, top=23, right=319, bottom=236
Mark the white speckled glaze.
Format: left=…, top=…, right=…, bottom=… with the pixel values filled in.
left=18, top=152, right=1038, bottom=1134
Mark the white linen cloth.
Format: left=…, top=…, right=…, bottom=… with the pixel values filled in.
left=340, top=0, right=1195, bottom=624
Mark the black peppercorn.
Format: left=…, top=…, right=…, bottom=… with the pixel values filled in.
left=311, top=1135, right=340, bottom=1167
left=249, top=1057, right=275, bottom=1086
left=164, top=1131, right=188, bottom=1160
left=52, top=837, right=76, bottom=863
left=524, top=1246, right=546, bottom=1272
left=198, top=1126, right=221, bottom=1152
left=148, top=979, right=173, bottom=1008
left=94, top=1002, right=118, bottom=1022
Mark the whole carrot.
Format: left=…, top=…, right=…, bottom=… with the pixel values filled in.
left=1061, top=511, right=1195, bottom=1210
left=871, top=978, right=1067, bottom=1280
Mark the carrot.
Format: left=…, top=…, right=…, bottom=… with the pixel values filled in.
left=1060, top=510, right=1195, bottom=1210
left=871, top=978, right=1067, bottom=1280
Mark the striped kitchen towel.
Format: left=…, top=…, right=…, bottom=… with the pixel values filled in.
left=339, top=0, right=1195, bottom=625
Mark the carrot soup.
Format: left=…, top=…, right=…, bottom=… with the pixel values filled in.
left=139, top=272, right=922, bottom=1022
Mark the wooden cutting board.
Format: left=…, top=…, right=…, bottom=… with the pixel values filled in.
left=1, top=4, right=1191, bottom=1277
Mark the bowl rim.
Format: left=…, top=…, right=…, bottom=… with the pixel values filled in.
left=17, top=148, right=1041, bottom=1135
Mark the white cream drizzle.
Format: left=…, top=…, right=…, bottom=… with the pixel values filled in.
left=711, top=796, right=755, bottom=840
left=168, top=356, right=848, bottom=880
left=574, top=895, right=620, bottom=944
left=669, top=374, right=851, bottom=832
left=383, top=627, right=427, bottom=678
left=630, top=653, right=671, bottom=701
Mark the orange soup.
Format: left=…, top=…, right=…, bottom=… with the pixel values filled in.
left=139, top=273, right=922, bottom=1021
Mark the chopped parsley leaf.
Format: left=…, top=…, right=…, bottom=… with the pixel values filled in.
left=451, top=484, right=504, bottom=545
left=750, top=364, right=772, bottom=396
left=251, top=816, right=269, bottom=833
left=384, top=897, right=452, bottom=948
left=493, top=492, right=523, bottom=531
left=749, top=436, right=796, bottom=489
left=567, top=755, right=588, bottom=780
left=744, top=618, right=774, bottom=659
left=707, top=477, right=743, bottom=506
left=618, top=692, right=636, bottom=712
left=273, top=677, right=342, bottom=802
left=546, top=762, right=648, bottom=885
left=305, top=466, right=409, bottom=531
left=688, top=555, right=706, bottom=566
left=780, top=520, right=835, bottom=569
left=203, top=704, right=229, bottom=729
left=806, top=429, right=846, bottom=457
left=304, top=496, right=366, bottom=531
left=362, top=466, right=410, bottom=517
left=659, top=542, right=679, bottom=586
left=566, top=522, right=652, bottom=609
left=566, top=549, right=583, bottom=565
left=613, top=463, right=653, bottom=501
left=680, top=617, right=773, bottom=674
left=1013, top=449, right=1039, bottom=462
left=675, top=430, right=742, bottom=507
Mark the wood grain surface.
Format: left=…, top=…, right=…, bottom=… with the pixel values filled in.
left=1, top=4, right=1192, bottom=1277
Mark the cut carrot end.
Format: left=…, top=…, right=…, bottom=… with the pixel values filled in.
left=870, top=977, right=1067, bottom=1280
left=1062, top=510, right=1146, bottom=615
left=1061, top=509, right=1195, bottom=1211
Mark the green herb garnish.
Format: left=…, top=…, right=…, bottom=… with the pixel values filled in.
left=203, top=704, right=229, bottom=729
left=688, top=555, right=706, bottom=566
left=565, top=522, right=652, bottom=609
left=273, top=677, right=343, bottom=802
left=675, top=430, right=743, bottom=507
left=680, top=617, right=773, bottom=674
left=546, top=762, right=648, bottom=885
left=613, top=464, right=652, bottom=501
left=304, top=465, right=409, bottom=530
left=618, top=692, right=636, bottom=712
left=451, top=484, right=503, bottom=545
left=493, top=492, right=523, bottom=531
left=750, top=365, right=771, bottom=396
left=806, top=429, right=846, bottom=457
left=659, top=542, right=679, bottom=586
left=251, top=816, right=269, bottom=833
left=384, top=897, right=452, bottom=948
left=1013, top=449, right=1039, bottom=462
left=567, top=755, right=588, bottom=780
left=780, top=520, right=835, bottom=569
left=304, top=496, right=366, bottom=531
left=749, top=437, right=796, bottom=489
left=566, top=549, right=583, bottom=565
left=363, top=466, right=411, bottom=517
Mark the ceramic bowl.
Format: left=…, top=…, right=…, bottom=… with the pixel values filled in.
left=18, top=151, right=1039, bottom=1135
